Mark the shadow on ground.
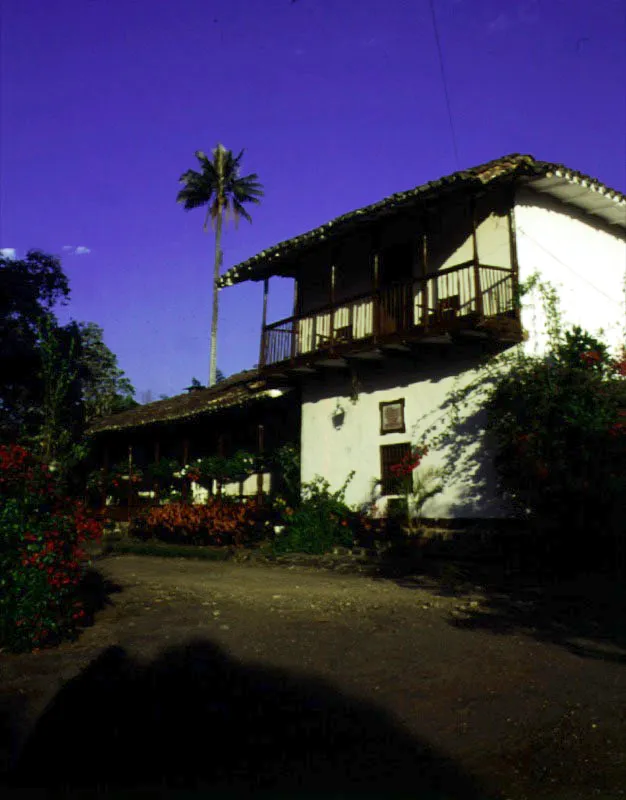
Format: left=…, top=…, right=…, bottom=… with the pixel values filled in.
left=6, top=638, right=495, bottom=798
left=375, top=531, right=626, bottom=665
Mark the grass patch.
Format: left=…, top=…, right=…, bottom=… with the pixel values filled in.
left=102, top=538, right=233, bottom=561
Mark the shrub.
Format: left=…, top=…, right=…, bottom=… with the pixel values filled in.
left=0, top=443, right=102, bottom=653
left=272, top=473, right=356, bottom=555
left=139, top=498, right=266, bottom=548
left=486, top=326, right=626, bottom=555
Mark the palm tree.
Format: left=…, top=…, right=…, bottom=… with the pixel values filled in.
left=177, top=144, right=264, bottom=386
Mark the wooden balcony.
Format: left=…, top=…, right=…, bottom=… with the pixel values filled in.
left=260, top=260, right=520, bottom=368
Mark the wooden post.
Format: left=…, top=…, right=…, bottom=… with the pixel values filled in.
left=329, top=260, right=336, bottom=353
left=471, top=197, right=483, bottom=317
left=217, top=433, right=225, bottom=496
left=101, top=445, right=109, bottom=510
left=507, top=199, right=520, bottom=315
left=127, top=444, right=133, bottom=522
left=259, top=277, right=269, bottom=368
left=372, top=248, right=380, bottom=343
left=182, top=437, right=190, bottom=504
left=422, top=227, right=429, bottom=328
left=290, top=273, right=299, bottom=362
left=153, top=441, right=160, bottom=505
left=256, top=423, right=265, bottom=503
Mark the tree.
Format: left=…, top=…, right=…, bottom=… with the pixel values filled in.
left=177, top=144, right=263, bottom=387
left=0, top=252, right=136, bottom=446
left=0, top=251, right=70, bottom=441
left=75, top=322, right=137, bottom=421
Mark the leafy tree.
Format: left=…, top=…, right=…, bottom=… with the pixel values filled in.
left=1, top=251, right=136, bottom=464
left=75, top=322, right=137, bottom=421
left=177, top=144, right=263, bottom=387
left=0, top=251, right=70, bottom=441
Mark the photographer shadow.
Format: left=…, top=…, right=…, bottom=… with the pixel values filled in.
left=8, top=638, right=495, bottom=797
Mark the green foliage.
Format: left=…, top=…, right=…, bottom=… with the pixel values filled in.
left=0, top=251, right=70, bottom=442
left=1, top=251, right=136, bottom=497
left=271, top=442, right=301, bottom=506
left=272, top=472, right=355, bottom=555
left=146, top=458, right=181, bottom=485
left=0, top=443, right=102, bottom=653
left=76, top=321, right=137, bottom=421
left=487, top=328, right=626, bottom=536
left=183, top=451, right=256, bottom=487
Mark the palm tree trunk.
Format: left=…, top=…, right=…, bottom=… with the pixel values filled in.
left=209, top=211, right=223, bottom=387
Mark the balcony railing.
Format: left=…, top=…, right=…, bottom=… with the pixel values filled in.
left=261, top=260, right=516, bottom=367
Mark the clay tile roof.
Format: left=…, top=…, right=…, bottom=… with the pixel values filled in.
left=218, top=153, right=626, bottom=288
left=86, top=368, right=288, bottom=435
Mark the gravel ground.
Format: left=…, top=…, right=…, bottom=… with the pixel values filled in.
left=1, top=553, right=625, bottom=798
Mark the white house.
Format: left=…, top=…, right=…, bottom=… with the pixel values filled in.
left=218, top=154, right=626, bottom=522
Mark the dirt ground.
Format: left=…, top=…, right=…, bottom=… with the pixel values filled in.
left=1, top=552, right=626, bottom=798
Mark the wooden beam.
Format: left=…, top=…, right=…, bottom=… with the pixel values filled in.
left=507, top=194, right=520, bottom=315
left=421, top=221, right=429, bottom=328
left=372, top=247, right=380, bottom=343
left=259, top=277, right=269, bottom=368
left=329, top=260, right=336, bottom=353
left=471, top=197, right=483, bottom=317
left=290, top=273, right=299, bottom=362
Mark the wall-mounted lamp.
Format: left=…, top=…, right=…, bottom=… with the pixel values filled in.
left=331, top=401, right=346, bottom=429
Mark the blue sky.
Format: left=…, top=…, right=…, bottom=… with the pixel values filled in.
left=1, top=0, right=624, bottom=400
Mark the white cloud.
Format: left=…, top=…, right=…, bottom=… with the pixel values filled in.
left=0, top=248, right=17, bottom=260
left=61, top=245, right=91, bottom=255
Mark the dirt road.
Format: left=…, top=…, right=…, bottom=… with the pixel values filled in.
left=2, top=554, right=625, bottom=797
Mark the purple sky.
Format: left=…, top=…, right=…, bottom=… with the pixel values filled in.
left=1, top=0, right=625, bottom=401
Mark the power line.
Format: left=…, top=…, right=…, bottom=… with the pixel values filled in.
left=428, top=0, right=460, bottom=170
left=517, top=226, right=624, bottom=307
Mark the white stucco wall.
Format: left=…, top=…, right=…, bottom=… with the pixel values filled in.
left=300, top=361, right=511, bottom=519
left=300, top=191, right=626, bottom=519
left=515, top=188, right=626, bottom=355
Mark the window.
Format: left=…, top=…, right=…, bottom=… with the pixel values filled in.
left=380, top=399, right=406, bottom=435
left=380, top=442, right=411, bottom=496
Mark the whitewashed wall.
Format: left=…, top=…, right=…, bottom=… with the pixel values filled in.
left=515, top=188, right=626, bottom=355
left=300, top=361, right=511, bottom=519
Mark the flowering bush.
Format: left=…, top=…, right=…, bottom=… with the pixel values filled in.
left=390, top=444, right=444, bottom=534
left=487, top=326, right=626, bottom=550
left=139, top=498, right=265, bottom=547
left=179, top=451, right=257, bottom=489
left=272, top=473, right=356, bottom=555
left=0, top=443, right=102, bottom=653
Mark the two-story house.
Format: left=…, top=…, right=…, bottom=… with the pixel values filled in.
left=217, top=154, right=626, bottom=521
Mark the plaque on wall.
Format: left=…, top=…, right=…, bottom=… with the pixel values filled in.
left=380, top=399, right=406, bottom=435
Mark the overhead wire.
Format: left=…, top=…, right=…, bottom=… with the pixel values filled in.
left=428, top=0, right=460, bottom=169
